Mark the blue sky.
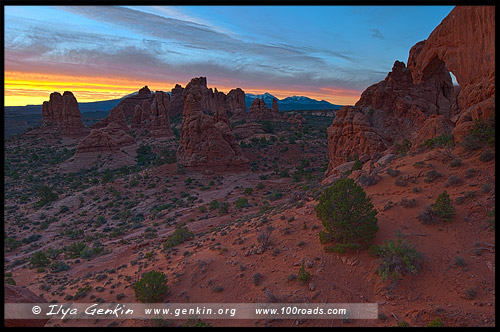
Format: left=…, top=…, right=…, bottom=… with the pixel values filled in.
left=4, top=5, right=454, bottom=106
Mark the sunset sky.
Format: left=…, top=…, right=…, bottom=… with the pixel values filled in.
left=4, top=5, right=454, bottom=106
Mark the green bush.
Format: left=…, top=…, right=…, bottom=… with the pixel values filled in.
left=394, top=138, right=412, bottom=155
left=35, top=185, right=58, bottom=207
left=427, top=318, right=444, bottom=327
left=486, top=208, right=495, bottom=230
left=133, top=271, right=168, bottom=303
left=432, top=190, right=456, bottom=222
left=464, top=115, right=495, bottom=148
left=370, top=239, right=423, bottom=281
left=30, top=251, right=50, bottom=268
left=421, top=133, right=454, bottom=149
left=297, top=265, right=311, bottom=284
left=136, top=144, right=156, bottom=166
left=163, top=226, right=193, bottom=249
left=315, top=178, right=378, bottom=252
left=235, top=197, right=250, bottom=210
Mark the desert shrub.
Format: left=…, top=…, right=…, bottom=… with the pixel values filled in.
left=5, top=277, right=16, bottom=285
left=351, top=158, right=362, bottom=171
left=153, top=148, right=176, bottom=165
left=447, top=175, right=462, bottom=186
left=297, top=265, right=311, bottom=284
left=5, top=236, right=22, bottom=251
left=50, top=261, right=70, bottom=273
left=35, top=185, right=58, bottom=207
left=479, top=149, right=494, bottom=162
left=424, top=170, right=442, bottom=183
left=432, top=190, right=456, bottom=222
left=463, top=115, right=495, bottom=149
left=357, top=174, right=378, bottom=187
left=417, top=205, right=439, bottom=224
left=464, top=168, right=477, bottom=178
left=235, top=197, right=251, bottom=210
left=133, top=271, right=168, bottom=303
left=74, top=284, right=92, bottom=300
left=455, top=191, right=475, bottom=205
left=101, top=170, right=113, bottom=184
left=386, top=168, right=400, bottom=177
left=163, top=226, right=193, bottom=249
left=136, top=144, right=156, bottom=166
left=30, top=251, right=50, bottom=268
left=421, top=133, right=454, bottom=148
left=449, top=158, right=462, bottom=168
left=394, top=177, right=408, bottom=187
left=394, top=138, right=412, bottom=155
left=257, top=225, right=274, bottom=250
left=400, top=197, right=417, bottom=208
left=486, top=208, right=495, bottom=230
left=315, top=178, right=378, bottom=252
left=370, top=239, right=423, bottom=281
left=454, top=256, right=466, bottom=267
left=427, top=318, right=444, bottom=327
left=253, top=273, right=262, bottom=285
left=261, top=120, right=276, bottom=134
left=464, top=288, right=476, bottom=300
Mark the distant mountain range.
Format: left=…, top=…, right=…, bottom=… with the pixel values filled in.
left=4, top=98, right=123, bottom=116
left=245, top=92, right=342, bottom=111
left=5, top=91, right=342, bottom=116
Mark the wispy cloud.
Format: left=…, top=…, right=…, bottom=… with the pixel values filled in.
left=371, top=28, right=385, bottom=40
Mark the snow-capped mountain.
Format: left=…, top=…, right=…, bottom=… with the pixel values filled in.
left=245, top=92, right=342, bottom=111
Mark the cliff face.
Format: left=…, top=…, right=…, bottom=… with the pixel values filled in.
left=325, top=6, right=495, bottom=177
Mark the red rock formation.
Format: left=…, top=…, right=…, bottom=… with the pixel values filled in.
left=169, top=84, right=185, bottom=117
left=4, top=285, right=49, bottom=327
left=248, top=98, right=282, bottom=121
left=150, top=91, right=174, bottom=137
left=116, top=86, right=153, bottom=118
left=272, top=97, right=279, bottom=113
left=131, top=105, right=143, bottom=130
left=408, top=6, right=495, bottom=119
left=76, top=122, right=136, bottom=154
left=326, top=57, right=453, bottom=175
left=41, top=91, right=89, bottom=137
left=176, top=77, right=249, bottom=171
left=227, top=88, right=247, bottom=115
left=92, top=106, right=128, bottom=132
left=325, top=6, right=494, bottom=177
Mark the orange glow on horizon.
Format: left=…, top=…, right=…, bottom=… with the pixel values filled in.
left=5, top=71, right=361, bottom=107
